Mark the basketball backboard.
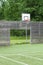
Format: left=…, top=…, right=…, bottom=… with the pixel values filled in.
left=22, top=13, right=30, bottom=22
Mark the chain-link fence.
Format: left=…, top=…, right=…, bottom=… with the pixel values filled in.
left=0, top=21, right=30, bottom=45
left=0, top=28, right=10, bottom=45
left=30, top=22, right=43, bottom=43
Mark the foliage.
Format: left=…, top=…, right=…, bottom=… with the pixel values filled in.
left=10, top=30, right=30, bottom=36
left=0, top=0, right=43, bottom=21
left=0, top=0, right=4, bottom=19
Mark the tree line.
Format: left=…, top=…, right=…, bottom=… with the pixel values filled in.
left=0, top=0, right=43, bottom=36
left=0, top=0, right=43, bottom=21
left=10, top=30, right=30, bottom=36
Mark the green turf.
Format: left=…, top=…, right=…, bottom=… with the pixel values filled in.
left=10, top=36, right=30, bottom=40
left=10, top=36, right=30, bottom=45
left=0, top=44, right=43, bottom=65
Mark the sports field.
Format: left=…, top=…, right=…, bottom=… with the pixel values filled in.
left=0, top=37, right=43, bottom=65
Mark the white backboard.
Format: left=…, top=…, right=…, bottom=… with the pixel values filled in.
left=22, top=13, right=30, bottom=22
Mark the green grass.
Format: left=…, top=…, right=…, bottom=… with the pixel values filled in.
left=0, top=36, right=43, bottom=65
left=0, top=44, right=43, bottom=65
left=10, top=36, right=30, bottom=40
left=10, top=36, right=30, bottom=45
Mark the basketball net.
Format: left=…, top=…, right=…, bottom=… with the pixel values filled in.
left=24, top=19, right=30, bottom=22
left=24, top=17, right=30, bottom=22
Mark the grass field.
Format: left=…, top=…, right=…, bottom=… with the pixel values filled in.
left=0, top=37, right=43, bottom=65
left=10, top=36, right=30, bottom=44
left=0, top=44, right=43, bottom=65
left=10, top=36, right=30, bottom=40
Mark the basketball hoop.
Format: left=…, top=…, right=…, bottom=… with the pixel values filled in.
left=24, top=16, right=29, bottom=22
left=22, top=13, right=30, bottom=43
left=22, top=13, right=30, bottom=22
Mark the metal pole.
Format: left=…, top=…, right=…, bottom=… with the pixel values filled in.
left=39, top=23, right=40, bottom=42
left=26, top=23, right=27, bottom=43
left=30, top=24, right=32, bottom=44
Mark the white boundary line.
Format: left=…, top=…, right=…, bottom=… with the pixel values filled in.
left=0, top=55, right=28, bottom=65
left=0, top=53, right=43, bottom=65
left=0, top=51, right=42, bottom=56
left=18, top=54, right=43, bottom=61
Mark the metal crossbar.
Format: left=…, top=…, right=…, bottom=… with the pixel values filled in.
left=0, top=21, right=30, bottom=29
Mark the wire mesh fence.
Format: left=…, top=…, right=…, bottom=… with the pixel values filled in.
left=1, top=21, right=43, bottom=45
left=0, top=28, right=10, bottom=45
left=0, top=21, right=30, bottom=45
left=30, top=22, right=43, bottom=43
left=10, top=29, right=30, bottom=45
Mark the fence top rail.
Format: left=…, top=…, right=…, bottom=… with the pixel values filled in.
left=0, top=20, right=43, bottom=23
left=0, top=21, right=30, bottom=29
left=0, top=21, right=43, bottom=29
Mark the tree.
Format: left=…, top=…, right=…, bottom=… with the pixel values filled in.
left=0, top=0, right=4, bottom=19
left=0, top=0, right=43, bottom=21
left=3, top=0, right=26, bottom=20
